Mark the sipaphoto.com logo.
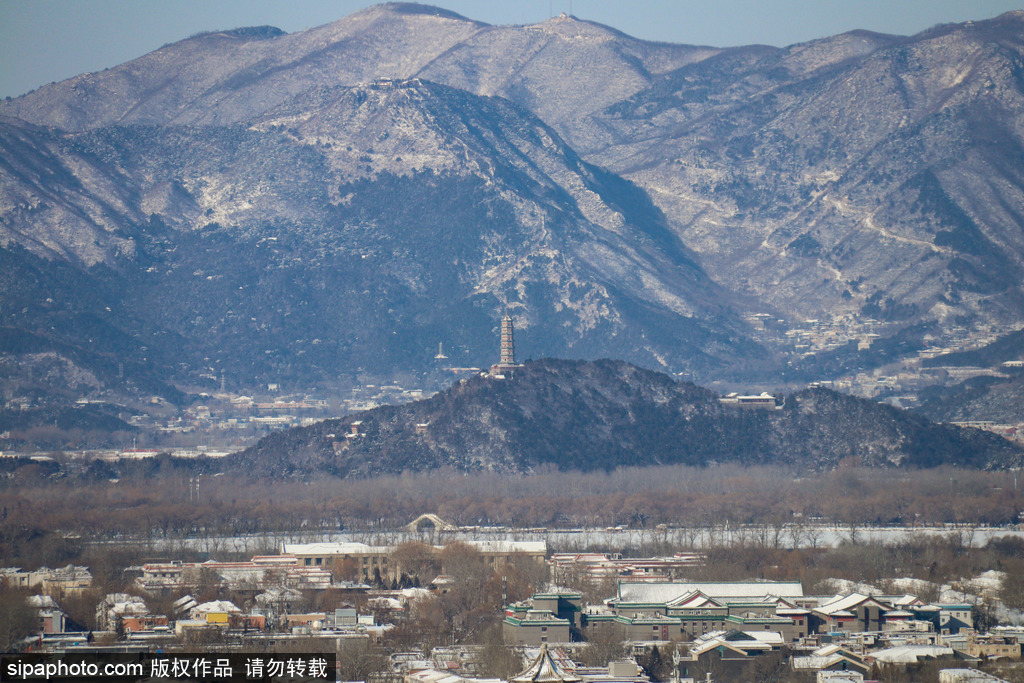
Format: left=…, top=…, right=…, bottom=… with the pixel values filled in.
left=3, top=657, right=143, bottom=681
left=1, top=653, right=147, bottom=682
left=1, top=652, right=337, bottom=682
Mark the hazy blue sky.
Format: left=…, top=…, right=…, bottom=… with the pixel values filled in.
left=1, top=0, right=1021, bottom=99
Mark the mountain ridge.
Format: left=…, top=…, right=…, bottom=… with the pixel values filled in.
left=2, top=4, right=1023, bottom=408
left=235, top=358, right=1023, bottom=478
left=0, top=78, right=762, bottom=401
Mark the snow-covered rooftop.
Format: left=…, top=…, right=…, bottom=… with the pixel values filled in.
left=871, top=644, right=953, bottom=664
left=616, top=581, right=803, bottom=604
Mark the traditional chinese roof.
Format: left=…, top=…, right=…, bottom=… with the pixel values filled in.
left=510, top=644, right=582, bottom=683
left=815, top=592, right=889, bottom=616
left=666, top=590, right=726, bottom=609
left=615, top=581, right=803, bottom=606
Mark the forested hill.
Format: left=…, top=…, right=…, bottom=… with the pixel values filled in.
left=234, top=359, right=1023, bottom=478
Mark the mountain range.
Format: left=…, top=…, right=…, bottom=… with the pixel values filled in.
left=2, top=3, right=1023, bottom=407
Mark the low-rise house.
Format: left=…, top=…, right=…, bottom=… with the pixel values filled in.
left=900, top=601, right=974, bottom=635
left=325, top=606, right=358, bottom=628
left=776, top=601, right=813, bottom=640
left=284, top=613, right=328, bottom=632
left=28, top=595, right=65, bottom=634
left=812, top=593, right=890, bottom=634
left=120, top=614, right=169, bottom=633
left=678, top=630, right=784, bottom=681
left=610, top=581, right=805, bottom=612
left=174, top=619, right=215, bottom=638
left=586, top=609, right=690, bottom=645
left=719, top=392, right=780, bottom=409
left=96, top=593, right=149, bottom=631
left=792, top=644, right=871, bottom=677
left=229, top=614, right=266, bottom=631
left=135, top=555, right=330, bottom=594
left=615, top=613, right=684, bottom=644
left=1, top=566, right=92, bottom=596
left=190, top=600, right=241, bottom=625
left=960, top=631, right=1022, bottom=660
left=725, top=612, right=799, bottom=640
left=504, top=592, right=581, bottom=646
left=283, top=540, right=546, bottom=584
left=254, top=586, right=306, bottom=616
left=938, top=603, right=975, bottom=635
left=40, top=565, right=92, bottom=596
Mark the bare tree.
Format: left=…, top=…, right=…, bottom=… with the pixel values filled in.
left=392, top=540, right=440, bottom=584
left=0, top=588, right=38, bottom=651
left=336, top=640, right=390, bottom=681
left=577, top=623, right=626, bottom=667
left=472, top=625, right=524, bottom=679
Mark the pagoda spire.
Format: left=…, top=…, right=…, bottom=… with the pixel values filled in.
left=490, top=311, right=523, bottom=377
left=500, top=312, right=515, bottom=365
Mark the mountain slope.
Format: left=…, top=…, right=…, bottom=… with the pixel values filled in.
left=0, top=79, right=761, bottom=399
left=597, top=13, right=1024, bottom=329
left=918, top=373, right=1024, bottom=423
left=235, top=358, right=1023, bottom=478
left=0, top=4, right=708, bottom=139
left=2, top=4, right=1024, bottom=398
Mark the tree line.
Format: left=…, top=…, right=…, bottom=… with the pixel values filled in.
left=3, top=464, right=1021, bottom=567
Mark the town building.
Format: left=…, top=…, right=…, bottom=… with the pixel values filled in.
left=960, top=631, right=1023, bottom=660
left=549, top=552, right=703, bottom=585
left=283, top=540, right=546, bottom=583
left=1, top=565, right=92, bottom=596
left=135, top=555, right=331, bottom=594
left=96, top=593, right=152, bottom=631
left=504, top=591, right=582, bottom=645
left=604, top=580, right=807, bottom=641
left=792, top=645, right=872, bottom=678
left=28, top=595, right=66, bottom=634
left=719, top=392, right=780, bottom=409
left=677, top=629, right=787, bottom=681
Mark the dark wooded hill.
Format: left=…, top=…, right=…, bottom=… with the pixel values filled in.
left=234, top=358, right=1023, bottom=478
